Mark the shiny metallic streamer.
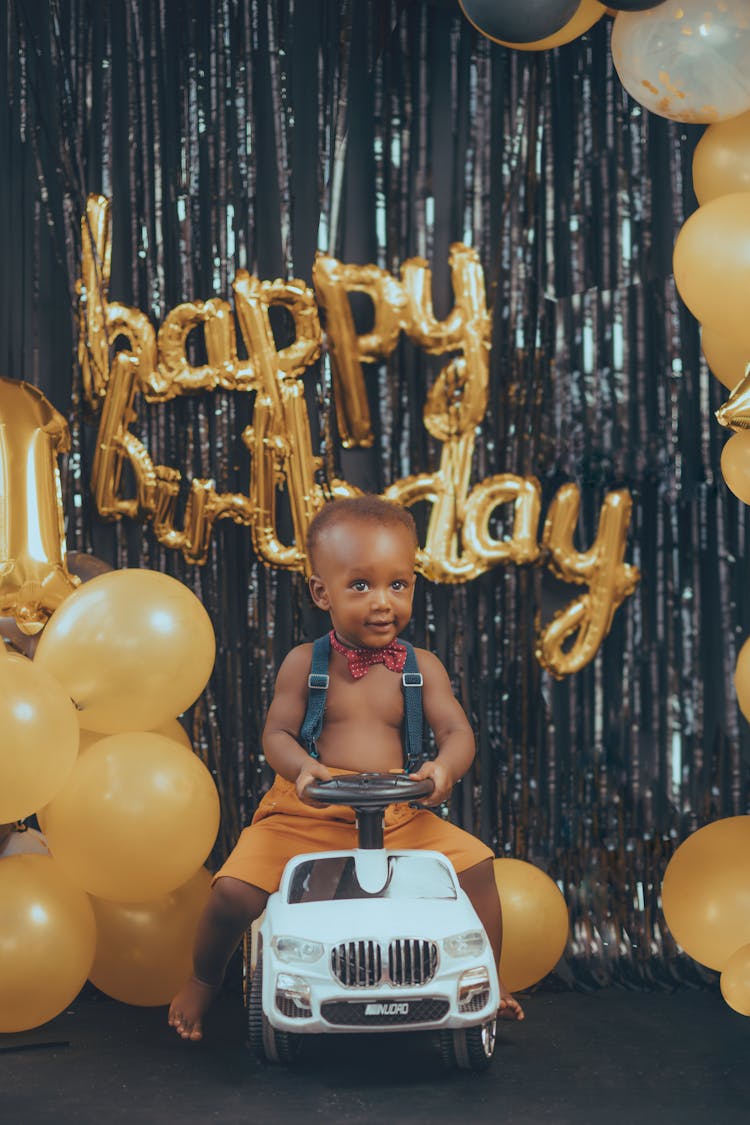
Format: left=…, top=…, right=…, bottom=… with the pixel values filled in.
left=3, top=0, right=748, bottom=987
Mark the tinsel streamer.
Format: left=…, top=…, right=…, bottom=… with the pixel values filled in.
left=2, top=0, right=748, bottom=987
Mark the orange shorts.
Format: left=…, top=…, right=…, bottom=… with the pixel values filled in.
left=214, top=772, right=494, bottom=893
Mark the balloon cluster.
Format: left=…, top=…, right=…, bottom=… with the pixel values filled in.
left=662, top=817, right=750, bottom=1016
left=659, top=37, right=750, bottom=835
left=0, top=568, right=219, bottom=1032
left=461, top=1, right=750, bottom=132
left=613, top=3, right=750, bottom=1022
left=459, top=2, right=750, bottom=1020
left=674, top=122, right=750, bottom=419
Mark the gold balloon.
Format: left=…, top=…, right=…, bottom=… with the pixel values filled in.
left=716, top=366, right=750, bottom=433
left=234, top=271, right=329, bottom=572
left=156, top=302, right=218, bottom=393
left=36, top=728, right=110, bottom=832
left=0, top=855, right=96, bottom=1032
left=464, top=0, right=605, bottom=50
left=152, top=298, right=257, bottom=398
left=537, top=484, right=639, bottom=678
left=37, top=720, right=187, bottom=837
left=78, top=193, right=113, bottom=408
left=661, top=816, right=750, bottom=971
left=39, top=720, right=190, bottom=833
left=34, top=568, right=216, bottom=733
left=0, top=378, right=79, bottom=633
left=155, top=716, right=193, bottom=750
left=701, top=325, right=750, bottom=391
left=463, top=474, right=542, bottom=568
left=0, top=654, right=80, bottom=822
left=673, top=193, right=750, bottom=346
left=693, top=110, right=750, bottom=206
left=720, top=432, right=750, bottom=504
left=0, top=551, right=112, bottom=661
left=90, top=351, right=256, bottom=565
left=106, top=302, right=158, bottom=394
left=42, top=732, right=220, bottom=901
left=88, top=867, right=212, bottom=1006
left=383, top=244, right=496, bottom=583
left=720, top=943, right=750, bottom=1017
left=734, top=636, right=750, bottom=724
left=493, top=859, right=569, bottom=992
left=313, top=254, right=405, bottom=448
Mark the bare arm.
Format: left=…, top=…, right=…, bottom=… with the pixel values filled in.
left=262, top=645, right=332, bottom=799
left=407, top=649, right=475, bottom=806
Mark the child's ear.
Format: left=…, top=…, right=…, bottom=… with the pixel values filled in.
left=308, top=574, right=330, bottom=611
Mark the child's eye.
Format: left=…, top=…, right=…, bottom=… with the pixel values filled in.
left=351, top=580, right=369, bottom=592
left=391, top=580, right=408, bottom=591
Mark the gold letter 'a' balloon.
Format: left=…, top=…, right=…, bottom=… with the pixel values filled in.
left=0, top=378, right=78, bottom=632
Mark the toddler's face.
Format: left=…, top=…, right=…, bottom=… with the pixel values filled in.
left=308, top=519, right=417, bottom=649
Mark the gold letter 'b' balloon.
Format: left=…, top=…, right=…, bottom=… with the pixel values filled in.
left=0, top=378, right=78, bottom=632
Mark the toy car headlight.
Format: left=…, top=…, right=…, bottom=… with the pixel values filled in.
left=272, top=935, right=325, bottom=963
left=443, top=930, right=486, bottom=957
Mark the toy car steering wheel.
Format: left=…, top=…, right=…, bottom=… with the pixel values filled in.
left=304, top=771, right=434, bottom=811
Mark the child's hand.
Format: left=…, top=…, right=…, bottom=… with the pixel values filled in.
left=408, top=760, right=454, bottom=806
left=295, top=760, right=333, bottom=806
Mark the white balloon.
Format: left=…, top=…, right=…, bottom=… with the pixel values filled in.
left=611, top=0, right=750, bottom=123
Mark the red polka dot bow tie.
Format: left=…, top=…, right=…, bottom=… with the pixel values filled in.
left=329, top=630, right=407, bottom=679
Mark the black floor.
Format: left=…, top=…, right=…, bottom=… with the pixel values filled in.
left=2, top=986, right=749, bottom=1125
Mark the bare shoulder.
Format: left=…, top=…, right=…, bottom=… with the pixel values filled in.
left=275, top=643, right=314, bottom=684
left=412, top=647, right=451, bottom=684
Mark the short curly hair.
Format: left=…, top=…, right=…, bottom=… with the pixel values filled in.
left=306, top=495, right=417, bottom=569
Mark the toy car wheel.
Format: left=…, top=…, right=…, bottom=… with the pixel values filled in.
left=439, top=1016, right=496, bottom=1072
left=247, top=952, right=302, bottom=1066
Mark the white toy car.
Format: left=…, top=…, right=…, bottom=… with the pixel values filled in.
left=246, top=772, right=500, bottom=1072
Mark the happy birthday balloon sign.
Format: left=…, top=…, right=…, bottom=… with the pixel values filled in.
left=70, top=193, right=638, bottom=676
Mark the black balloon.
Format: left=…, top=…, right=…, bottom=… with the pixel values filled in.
left=606, top=2, right=667, bottom=9
left=66, top=550, right=114, bottom=584
left=459, top=0, right=580, bottom=45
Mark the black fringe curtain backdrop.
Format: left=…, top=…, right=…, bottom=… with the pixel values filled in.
left=2, top=0, right=749, bottom=989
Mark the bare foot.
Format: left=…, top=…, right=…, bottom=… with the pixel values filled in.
left=498, top=981, right=525, bottom=1021
left=168, top=976, right=220, bottom=1041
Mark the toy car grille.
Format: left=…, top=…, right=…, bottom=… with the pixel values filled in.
left=388, top=939, right=438, bottom=986
left=459, top=989, right=490, bottom=1013
left=321, top=998, right=450, bottom=1027
left=331, top=940, right=383, bottom=987
left=275, top=993, right=312, bottom=1019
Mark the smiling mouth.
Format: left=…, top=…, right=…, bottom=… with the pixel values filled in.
left=367, top=621, right=394, bottom=629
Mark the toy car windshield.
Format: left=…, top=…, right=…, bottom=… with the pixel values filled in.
left=287, top=854, right=458, bottom=904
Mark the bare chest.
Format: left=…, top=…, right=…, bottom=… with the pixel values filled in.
left=321, top=665, right=405, bottom=730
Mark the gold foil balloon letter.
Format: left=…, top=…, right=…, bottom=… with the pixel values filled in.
left=78, top=195, right=640, bottom=676
left=0, top=377, right=79, bottom=632
left=537, top=484, right=640, bottom=678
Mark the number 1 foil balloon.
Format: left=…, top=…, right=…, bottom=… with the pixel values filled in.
left=0, top=378, right=79, bottom=633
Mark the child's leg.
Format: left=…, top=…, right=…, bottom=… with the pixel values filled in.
left=169, top=875, right=268, bottom=1040
left=457, top=858, right=524, bottom=1021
